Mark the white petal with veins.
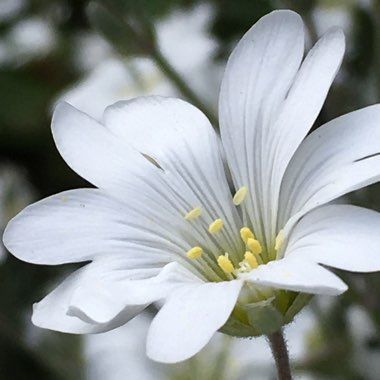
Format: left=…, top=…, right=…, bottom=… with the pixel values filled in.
left=147, top=279, right=243, bottom=363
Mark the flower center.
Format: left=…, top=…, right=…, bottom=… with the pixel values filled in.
left=182, top=186, right=285, bottom=282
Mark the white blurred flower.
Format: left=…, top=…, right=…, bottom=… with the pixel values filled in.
left=156, top=4, right=217, bottom=75
left=59, top=58, right=172, bottom=121
left=5, top=9, right=380, bottom=364
left=85, top=313, right=159, bottom=380
left=57, top=4, right=221, bottom=120
left=73, top=32, right=114, bottom=72
left=4, top=17, right=57, bottom=64
left=0, top=0, right=25, bottom=22
left=312, top=0, right=372, bottom=38
left=85, top=310, right=315, bottom=380
left=312, top=6, right=352, bottom=37
left=347, top=306, right=380, bottom=379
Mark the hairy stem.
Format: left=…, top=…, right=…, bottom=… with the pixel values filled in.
left=268, top=330, right=292, bottom=380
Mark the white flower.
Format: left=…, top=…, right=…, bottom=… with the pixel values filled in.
left=4, top=10, right=380, bottom=363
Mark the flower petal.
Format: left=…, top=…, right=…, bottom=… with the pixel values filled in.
left=219, top=9, right=344, bottom=248
left=280, top=105, right=380, bottom=229
left=285, top=204, right=380, bottom=272
left=146, top=279, right=242, bottom=363
left=103, top=96, right=243, bottom=257
left=269, top=28, right=344, bottom=235
left=3, top=188, right=182, bottom=265
left=246, top=257, right=347, bottom=296
left=32, top=266, right=145, bottom=334
left=269, top=27, right=345, bottom=188
left=52, top=102, right=160, bottom=195
left=32, top=259, right=199, bottom=333
left=51, top=99, right=244, bottom=263
left=68, top=261, right=201, bottom=324
left=219, top=10, right=304, bottom=243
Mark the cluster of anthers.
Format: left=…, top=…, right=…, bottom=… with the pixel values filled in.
left=183, top=186, right=285, bottom=281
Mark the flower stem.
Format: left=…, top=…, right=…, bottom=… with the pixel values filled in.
left=267, top=330, right=292, bottom=380
left=151, top=47, right=219, bottom=127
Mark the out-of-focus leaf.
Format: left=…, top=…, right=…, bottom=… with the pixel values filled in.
left=210, top=0, right=273, bottom=59
left=347, top=6, right=375, bottom=78
left=0, top=69, right=50, bottom=133
left=284, top=0, right=317, bottom=14
left=86, top=1, right=156, bottom=56
left=0, top=332, right=63, bottom=380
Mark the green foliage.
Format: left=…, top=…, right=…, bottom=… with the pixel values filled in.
left=210, top=0, right=273, bottom=59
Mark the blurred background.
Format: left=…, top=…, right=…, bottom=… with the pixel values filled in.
left=0, top=0, right=380, bottom=379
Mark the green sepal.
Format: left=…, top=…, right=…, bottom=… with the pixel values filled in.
left=244, top=297, right=284, bottom=335
left=284, top=293, right=312, bottom=324
left=220, top=289, right=313, bottom=338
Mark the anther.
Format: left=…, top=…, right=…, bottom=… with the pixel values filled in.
left=240, top=227, right=255, bottom=243
left=184, top=207, right=202, bottom=220
left=208, top=218, right=224, bottom=234
left=186, top=246, right=203, bottom=259
left=275, top=230, right=285, bottom=251
left=217, top=253, right=235, bottom=274
left=233, top=186, right=248, bottom=205
left=247, top=238, right=262, bottom=254
left=244, top=251, right=259, bottom=269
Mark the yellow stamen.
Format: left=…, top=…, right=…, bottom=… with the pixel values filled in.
left=217, top=253, right=235, bottom=274
left=208, top=218, right=224, bottom=234
left=233, top=186, right=248, bottom=205
left=240, top=227, right=255, bottom=243
left=247, top=238, right=262, bottom=254
left=275, top=229, right=285, bottom=251
left=186, top=246, right=203, bottom=259
left=244, top=251, right=259, bottom=269
left=184, top=207, right=202, bottom=220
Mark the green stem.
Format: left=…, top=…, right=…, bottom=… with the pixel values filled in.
left=268, top=330, right=292, bottom=380
left=151, top=47, right=219, bottom=127
left=93, top=2, right=218, bottom=128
